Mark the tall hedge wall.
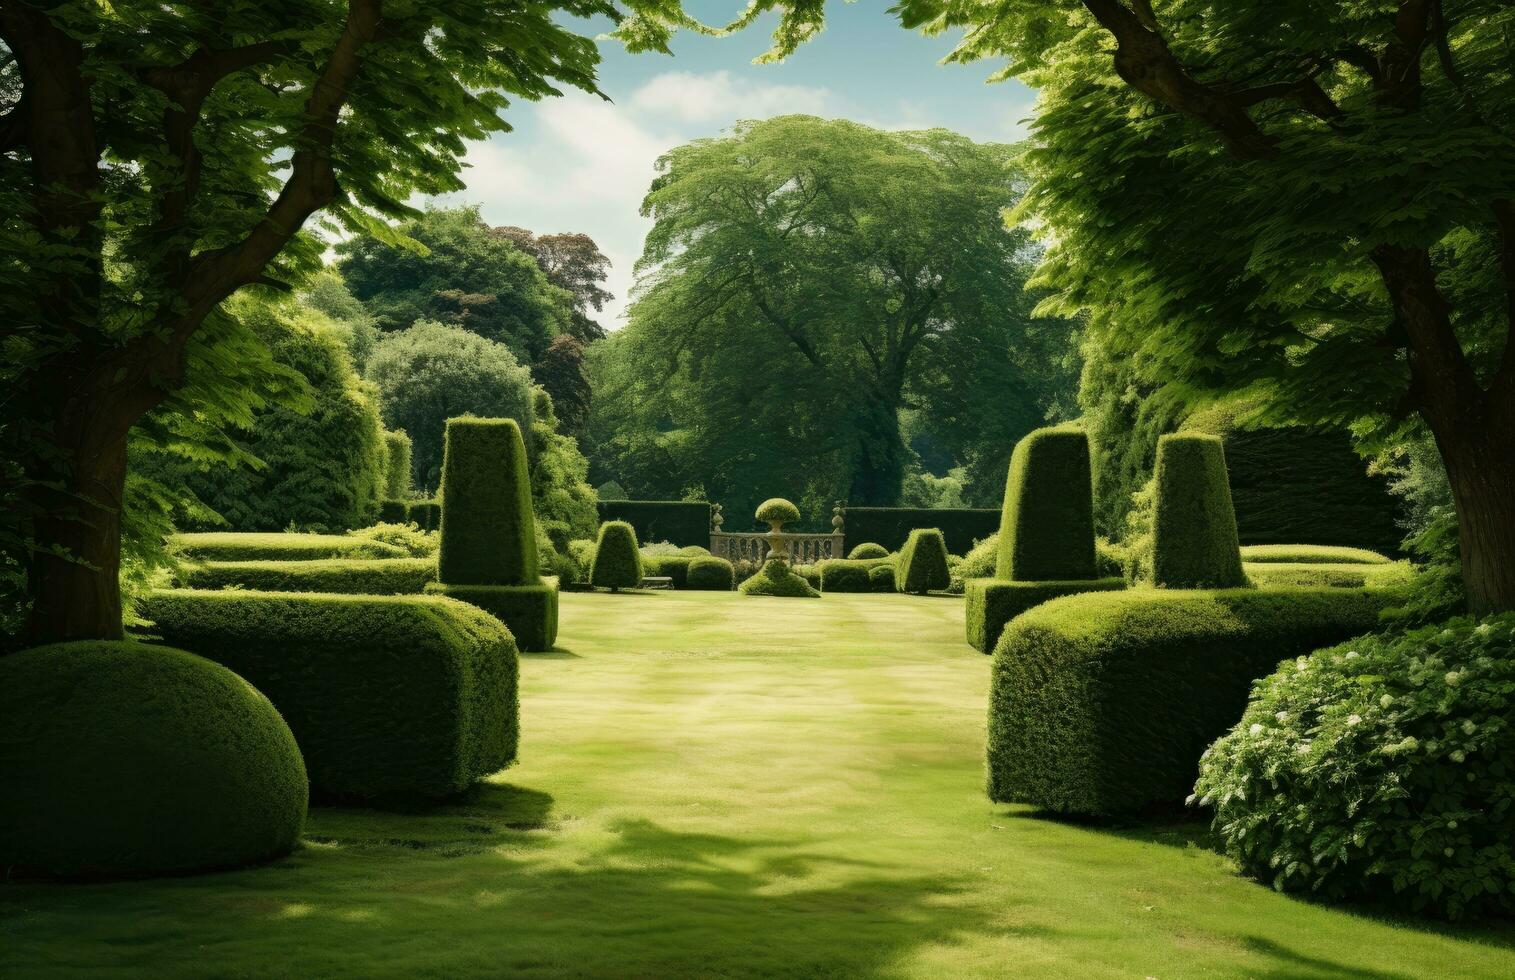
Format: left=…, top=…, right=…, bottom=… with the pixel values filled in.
left=843, top=507, right=999, bottom=556
left=595, top=500, right=711, bottom=547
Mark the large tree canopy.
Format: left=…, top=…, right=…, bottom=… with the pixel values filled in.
left=495, top=226, right=614, bottom=343
left=592, top=115, right=1075, bottom=518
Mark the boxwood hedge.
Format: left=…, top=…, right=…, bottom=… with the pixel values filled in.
left=964, top=577, right=1125, bottom=653
left=1151, top=434, right=1247, bottom=588
left=986, top=587, right=1398, bottom=816
left=819, top=557, right=891, bottom=593
left=436, top=418, right=538, bottom=585
left=140, top=590, right=518, bottom=799
left=686, top=556, right=735, bottom=591
left=895, top=529, right=950, bottom=595
left=181, top=558, right=437, bottom=595
left=996, top=427, right=1098, bottom=581
left=596, top=500, right=711, bottom=548
left=590, top=521, right=643, bottom=591
left=1239, top=544, right=1391, bottom=565
left=171, top=532, right=406, bottom=562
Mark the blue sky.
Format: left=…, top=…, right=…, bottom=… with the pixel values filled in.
left=435, top=2, right=1035, bottom=325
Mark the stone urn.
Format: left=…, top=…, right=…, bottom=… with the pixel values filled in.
left=754, top=497, right=802, bottom=564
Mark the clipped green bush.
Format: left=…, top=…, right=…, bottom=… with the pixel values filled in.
left=820, top=558, right=889, bottom=593
left=1245, top=561, right=1413, bottom=590
left=641, top=554, right=693, bottom=588
left=755, top=497, right=802, bottom=525
left=378, top=499, right=409, bottom=524
left=141, top=590, right=518, bottom=799
left=957, top=534, right=998, bottom=579
left=965, top=577, right=1125, bottom=652
left=687, top=556, right=735, bottom=591
left=848, top=542, right=889, bottom=560
left=590, top=521, right=643, bottom=591
left=996, top=427, right=1098, bottom=581
left=895, top=528, right=950, bottom=595
left=431, top=416, right=558, bottom=651
left=172, top=532, right=405, bottom=562
left=1197, top=616, right=1515, bottom=920
left=986, top=587, right=1397, bottom=816
left=382, top=429, right=413, bottom=498
left=1151, top=433, right=1247, bottom=588
left=739, top=558, right=820, bottom=598
left=408, top=499, right=442, bottom=531
left=1239, top=544, right=1391, bottom=565
left=679, top=545, right=711, bottom=557
left=566, top=539, right=597, bottom=586
left=869, top=563, right=896, bottom=592
left=347, top=522, right=438, bottom=557
left=181, top=558, right=437, bottom=595
left=792, top=563, right=822, bottom=590
left=0, top=641, right=306, bottom=877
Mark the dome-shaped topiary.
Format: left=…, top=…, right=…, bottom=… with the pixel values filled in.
left=894, top=528, right=951, bottom=594
left=687, top=556, right=736, bottom=591
left=0, top=641, right=307, bottom=878
left=755, top=497, right=801, bottom=525
left=590, top=520, right=643, bottom=591
left=738, top=558, right=820, bottom=598
left=848, top=542, right=889, bottom=560
left=868, top=563, right=896, bottom=592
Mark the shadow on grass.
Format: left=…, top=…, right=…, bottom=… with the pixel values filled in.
left=525, top=646, right=583, bottom=659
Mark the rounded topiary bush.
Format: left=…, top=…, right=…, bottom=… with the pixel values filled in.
left=868, top=563, right=896, bottom=592
left=1194, top=615, right=1515, bottom=919
left=590, top=520, right=643, bottom=591
left=0, top=641, right=307, bottom=878
left=848, top=542, right=889, bottom=560
left=895, top=528, right=950, bottom=595
left=738, top=558, right=820, bottom=598
left=687, top=556, right=735, bottom=590
left=755, top=497, right=801, bottom=526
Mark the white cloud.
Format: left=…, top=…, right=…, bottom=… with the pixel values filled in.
left=628, top=69, right=832, bottom=124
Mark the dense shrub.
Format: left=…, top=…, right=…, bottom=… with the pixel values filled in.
left=382, top=430, right=413, bottom=499
left=408, top=499, right=442, bottom=531
left=347, top=522, right=438, bottom=557
left=1239, top=544, right=1391, bottom=565
left=0, top=641, right=306, bottom=877
left=792, top=563, right=822, bottom=590
left=1195, top=616, right=1515, bottom=919
left=436, top=418, right=539, bottom=584
left=566, top=538, right=597, bottom=586
left=529, top=388, right=599, bottom=550
left=738, top=558, right=821, bottom=598
left=1151, top=433, right=1247, bottom=588
left=687, top=556, right=735, bottom=590
left=820, top=558, right=890, bottom=593
left=181, top=558, right=437, bottom=595
left=895, top=529, right=950, bottom=595
left=869, top=563, right=896, bottom=592
left=1245, top=561, right=1412, bottom=590
left=379, top=499, right=409, bottom=524
left=641, top=554, right=693, bottom=588
left=987, top=587, right=1398, bottom=816
left=595, top=500, right=710, bottom=547
left=590, top=521, right=643, bottom=591
left=425, top=581, right=559, bottom=652
left=1095, top=537, right=1127, bottom=579
left=847, top=542, right=888, bottom=560
left=171, top=532, right=405, bottom=562
left=679, top=545, right=711, bottom=556
left=844, top=507, right=999, bottom=555
left=957, top=535, right=998, bottom=580
left=996, top=427, right=1098, bottom=581
left=141, top=590, right=518, bottom=798
left=755, top=497, right=801, bottom=525
left=965, top=577, right=1125, bottom=653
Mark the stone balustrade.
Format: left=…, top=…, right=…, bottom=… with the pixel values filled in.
left=710, top=532, right=844, bottom=566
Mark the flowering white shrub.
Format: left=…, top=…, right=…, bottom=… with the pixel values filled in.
left=1193, top=615, right=1515, bottom=919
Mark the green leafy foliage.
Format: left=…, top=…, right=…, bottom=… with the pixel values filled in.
left=590, top=521, right=643, bottom=592
left=436, top=418, right=539, bottom=586
left=529, top=389, right=599, bottom=553
left=180, top=558, right=437, bottom=596
left=170, top=532, right=405, bottom=562
left=594, top=501, right=710, bottom=548
left=964, top=577, right=1125, bottom=654
left=140, top=590, right=518, bottom=798
left=819, top=558, right=891, bottom=594
left=843, top=508, right=999, bottom=556
left=1151, top=435, right=1247, bottom=589
left=868, top=564, right=896, bottom=592
left=365, top=321, right=536, bottom=490
left=1241, top=545, right=1391, bottom=566
left=996, top=427, right=1098, bottom=582
left=894, top=529, right=950, bottom=595
left=738, top=558, right=821, bottom=599
left=686, top=557, right=735, bottom=591
left=494, top=227, right=614, bottom=344
left=755, top=498, right=801, bottom=526
left=346, top=523, right=439, bottom=558
left=534, top=335, right=594, bottom=436
left=382, top=431, right=414, bottom=500
left=1196, top=616, right=1515, bottom=919
left=1244, top=561, right=1412, bottom=591
left=987, top=588, right=1398, bottom=816
left=0, top=641, right=306, bottom=877
left=847, top=542, right=888, bottom=560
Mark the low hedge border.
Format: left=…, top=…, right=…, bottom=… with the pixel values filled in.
left=171, top=532, right=407, bottom=562
left=180, top=558, right=437, bottom=595
left=1245, top=561, right=1412, bottom=590
left=140, top=590, right=518, bottom=799
left=986, top=586, right=1400, bottom=816
left=426, top=578, right=560, bottom=653
left=844, top=507, right=999, bottom=555
left=1239, top=544, right=1391, bottom=565
left=964, top=577, right=1126, bottom=653
left=819, top=557, right=893, bottom=593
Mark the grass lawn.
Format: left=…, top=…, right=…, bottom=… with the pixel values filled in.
left=4, top=591, right=1514, bottom=978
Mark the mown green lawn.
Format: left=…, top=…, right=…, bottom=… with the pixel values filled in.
left=4, top=591, right=1514, bottom=978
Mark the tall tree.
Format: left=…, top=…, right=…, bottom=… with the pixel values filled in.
left=0, top=0, right=632, bottom=644
left=494, top=226, right=613, bottom=342
left=614, top=115, right=1070, bottom=511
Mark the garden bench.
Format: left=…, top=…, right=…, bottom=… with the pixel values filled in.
left=639, top=576, right=674, bottom=590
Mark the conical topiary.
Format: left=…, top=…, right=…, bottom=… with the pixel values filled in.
left=426, top=416, right=560, bottom=650
left=1151, top=433, right=1246, bottom=588
left=895, top=528, right=950, bottom=594
left=590, top=520, right=643, bottom=592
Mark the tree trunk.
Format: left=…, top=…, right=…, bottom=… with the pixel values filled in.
left=849, top=398, right=907, bottom=505
left=1434, top=423, right=1515, bottom=616
left=21, top=419, right=131, bottom=646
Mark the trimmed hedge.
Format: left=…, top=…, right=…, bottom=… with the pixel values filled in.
left=964, top=577, right=1125, bottom=653
left=379, top=499, right=409, bottom=524
left=0, top=641, right=307, bottom=878
left=869, top=563, right=896, bottom=592
left=1239, top=544, right=1391, bottom=565
left=792, top=563, right=822, bottom=590
left=986, top=587, right=1398, bottom=816
left=1151, top=433, right=1247, bottom=588
left=847, top=542, right=888, bottom=560
left=596, top=500, right=711, bottom=548
left=140, top=590, right=518, bottom=799
left=843, top=507, right=999, bottom=556
left=895, top=529, right=950, bottom=595
left=436, top=418, right=538, bottom=585
left=171, top=532, right=407, bottom=562
left=181, top=558, right=437, bottom=595
left=641, top=554, right=693, bottom=588
left=687, top=556, right=735, bottom=591
left=425, top=580, right=559, bottom=653
left=820, top=557, right=891, bottom=593
left=1245, top=561, right=1412, bottom=590
left=408, top=499, right=442, bottom=531
left=382, top=429, right=413, bottom=499
left=996, top=427, right=1098, bottom=581
left=590, top=521, right=643, bottom=591
left=738, top=558, right=820, bottom=598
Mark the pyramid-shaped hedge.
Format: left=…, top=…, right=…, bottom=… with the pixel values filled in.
left=1151, top=433, right=1247, bottom=588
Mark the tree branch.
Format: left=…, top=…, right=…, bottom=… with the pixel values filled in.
left=1370, top=243, right=1483, bottom=429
